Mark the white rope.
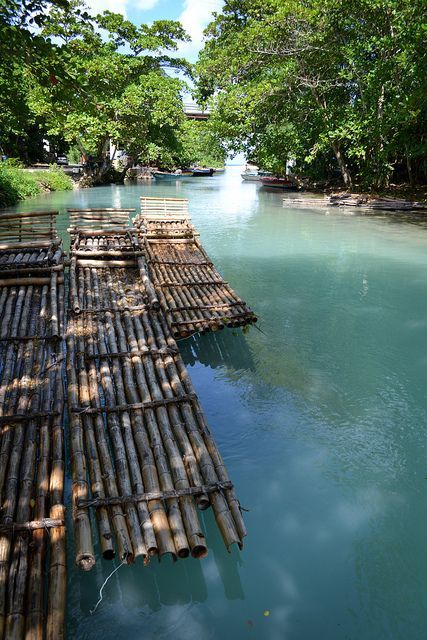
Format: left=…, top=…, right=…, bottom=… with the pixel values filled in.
left=90, top=559, right=127, bottom=615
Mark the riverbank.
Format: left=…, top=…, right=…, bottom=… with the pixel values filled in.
left=0, top=163, right=73, bottom=207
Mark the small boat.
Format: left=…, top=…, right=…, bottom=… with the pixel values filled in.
left=241, top=172, right=262, bottom=182
left=260, top=176, right=299, bottom=190
left=153, top=171, right=192, bottom=180
left=212, top=167, right=225, bottom=174
left=192, top=167, right=214, bottom=177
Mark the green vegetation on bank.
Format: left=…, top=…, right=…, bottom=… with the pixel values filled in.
left=197, top=0, right=426, bottom=190
left=1, top=1, right=424, bottom=192
left=0, top=163, right=73, bottom=207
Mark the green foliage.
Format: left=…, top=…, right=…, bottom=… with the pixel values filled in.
left=25, top=0, right=191, bottom=178
left=197, top=0, right=427, bottom=189
left=175, top=120, right=227, bottom=168
left=31, top=166, right=73, bottom=191
left=0, top=163, right=73, bottom=207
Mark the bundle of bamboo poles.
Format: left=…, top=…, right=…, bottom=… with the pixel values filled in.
left=283, top=194, right=427, bottom=211
left=0, top=211, right=58, bottom=243
left=0, top=230, right=66, bottom=639
left=68, top=226, right=246, bottom=570
left=134, top=197, right=257, bottom=339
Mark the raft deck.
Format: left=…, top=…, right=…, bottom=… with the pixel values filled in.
left=68, top=222, right=246, bottom=569
left=0, top=212, right=65, bottom=640
left=135, top=197, right=257, bottom=339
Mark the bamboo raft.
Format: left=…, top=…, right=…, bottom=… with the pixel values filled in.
left=135, top=197, right=257, bottom=339
left=68, top=222, right=246, bottom=570
left=283, top=193, right=427, bottom=211
left=0, top=213, right=65, bottom=639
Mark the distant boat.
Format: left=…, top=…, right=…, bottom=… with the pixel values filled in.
left=241, top=172, right=262, bottom=182
left=192, top=167, right=214, bottom=177
left=153, top=171, right=192, bottom=180
left=212, top=167, right=225, bottom=174
left=260, top=176, right=299, bottom=190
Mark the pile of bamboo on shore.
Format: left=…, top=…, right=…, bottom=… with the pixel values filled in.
left=135, top=197, right=257, bottom=339
left=283, top=193, right=427, bottom=212
left=68, top=220, right=246, bottom=571
left=0, top=212, right=66, bottom=639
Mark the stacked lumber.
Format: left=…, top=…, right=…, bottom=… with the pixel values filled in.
left=135, top=197, right=257, bottom=339
left=283, top=193, right=427, bottom=211
left=0, top=213, right=65, bottom=640
left=68, top=223, right=246, bottom=570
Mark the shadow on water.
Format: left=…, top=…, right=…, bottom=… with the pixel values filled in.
left=178, top=328, right=256, bottom=373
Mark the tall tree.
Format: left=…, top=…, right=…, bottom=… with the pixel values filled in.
left=26, top=1, right=190, bottom=181
left=197, top=0, right=427, bottom=189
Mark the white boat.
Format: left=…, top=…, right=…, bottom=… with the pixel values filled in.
left=241, top=172, right=261, bottom=182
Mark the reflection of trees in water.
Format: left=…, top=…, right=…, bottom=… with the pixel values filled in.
left=178, top=329, right=256, bottom=373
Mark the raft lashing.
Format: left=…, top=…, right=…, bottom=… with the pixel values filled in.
left=134, top=197, right=257, bottom=339
left=0, top=212, right=66, bottom=640
left=0, top=201, right=252, bottom=638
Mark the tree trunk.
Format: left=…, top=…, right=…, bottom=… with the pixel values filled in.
left=331, top=141, right=352, bottom=187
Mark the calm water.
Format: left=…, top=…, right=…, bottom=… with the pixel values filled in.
left=12, top=168, right=427, bottom=639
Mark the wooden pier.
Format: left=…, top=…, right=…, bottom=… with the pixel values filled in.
left=135, top=197, right=257, bottom=338
left=0, top=212, right=66, bottom=640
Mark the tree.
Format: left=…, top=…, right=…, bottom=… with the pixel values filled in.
left=196, top=0, right=427, bottom=189
left=175, top=120, right=226, bottom=168
left=26, top=1, right=191, bottom=181
left=0, top=0, right=71, bottom=159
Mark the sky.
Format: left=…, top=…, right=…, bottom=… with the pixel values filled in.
left=84, top=0, right=224, bottom=63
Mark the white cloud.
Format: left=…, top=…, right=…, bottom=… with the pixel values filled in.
left=137, top=0, right=160, bottom=9
left=84, top=0, right=127, bottom=17
left=176, top=0, right=223, bottom=61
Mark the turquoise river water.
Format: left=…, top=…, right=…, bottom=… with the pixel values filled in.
left=11, top=167, right=427, bottom=639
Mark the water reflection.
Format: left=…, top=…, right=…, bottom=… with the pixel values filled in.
left=179, top=329, right=255, bottom=373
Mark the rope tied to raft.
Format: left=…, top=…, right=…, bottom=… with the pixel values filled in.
left=90, top=558, right=127, bottom=615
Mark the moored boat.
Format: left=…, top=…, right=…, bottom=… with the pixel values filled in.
left=212, top=167, right=225, bottom=174
left=260, top=176, right=299, bottom=190
left=153, top=170, right=192, bottom=180
left=241, top=172, right=262, bottom=181
left=192, top=167, right=214, bottom=176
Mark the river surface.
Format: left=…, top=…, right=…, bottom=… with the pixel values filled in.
left=12, top=168, right=427, bottom=639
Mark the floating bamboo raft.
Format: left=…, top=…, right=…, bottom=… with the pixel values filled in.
left=68, top=221, right=246, bottom=570
left=283, top=193, right=427, bottom=211
left=135, top=197, right=257, bottom=339
left=0, top=213, right=65, bottom=639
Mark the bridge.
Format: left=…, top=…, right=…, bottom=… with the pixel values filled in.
left=183, top=102, right=211, bottom=120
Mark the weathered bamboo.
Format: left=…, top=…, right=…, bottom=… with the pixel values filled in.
left=82, top=268, right=146, bottom=561
left=106, top=273, right=205, bottom=558
left=134, top=206, right=256, bottom=336
left=68, top=225, right=245, bottom=571
left=0, top=236, right=66, bottom=639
